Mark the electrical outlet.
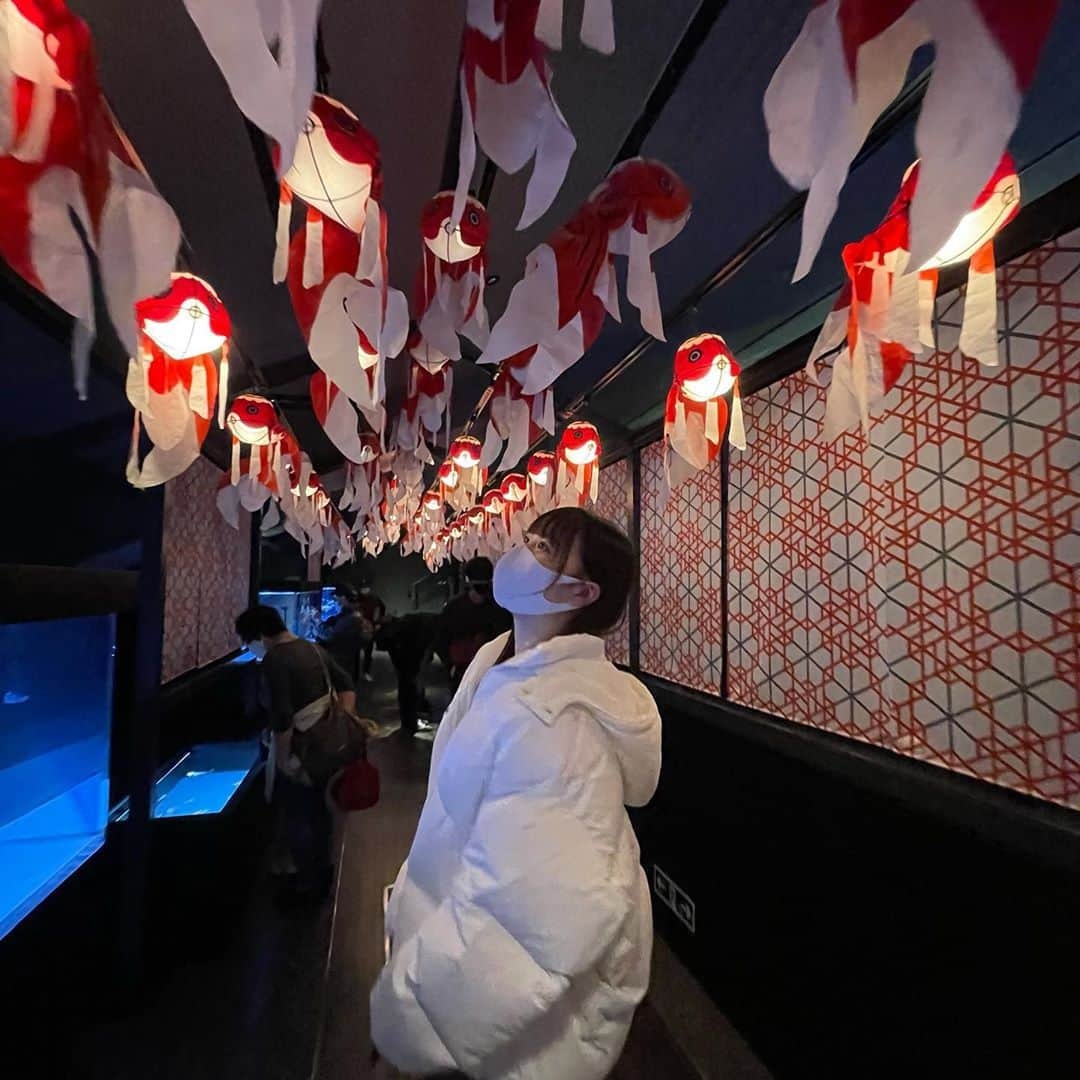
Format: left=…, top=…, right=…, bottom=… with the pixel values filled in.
left=653, top=865, right=695, bottom=934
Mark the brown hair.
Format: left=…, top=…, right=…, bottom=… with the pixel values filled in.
left=527, top=506, right=636, bottom=637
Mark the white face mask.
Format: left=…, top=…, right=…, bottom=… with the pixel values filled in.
left=247, top=640, right=268, bottom=661
left=493, top=543, right=587, bottom=615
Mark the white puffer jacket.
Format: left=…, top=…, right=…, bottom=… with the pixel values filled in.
left=370, top=631, right=662, bottom=1079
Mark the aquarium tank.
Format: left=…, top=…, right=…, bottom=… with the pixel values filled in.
left=0, top=614, right=115, bottom=941
left=258, top=588, right=322, bottom=641
left=111, top=740, right=261, bottom=820
left=321, top=586, right=341, bottom=622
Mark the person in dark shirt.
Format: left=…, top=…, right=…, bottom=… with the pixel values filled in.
left=237, top=605, right=355, bottom=903
left=376, top=612, right=438, bottom=736
left=318, top=586, right=368, bottom=681
left=353, top=581, right=386, bottom=681
left=437, top=557, right=512, bottom=691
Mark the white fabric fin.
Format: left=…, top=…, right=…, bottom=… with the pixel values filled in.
left=273, top=185, right=292, bottom=283
left=303, top=211, right=324, bottom=288
left=536, top=0, right=563, bottom=50
left=451, top=68, right=476, bottom=228
left=959, top=244, right=999, bottom=367
left=626, top=223, right=664, bottom=339
left=581, top=0, right=615, bottom=54
left=729, top=385, right=747, bottom=451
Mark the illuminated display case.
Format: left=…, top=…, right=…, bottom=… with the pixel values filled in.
left=258, top=588, right=322, bottom=641
left=0, top=615, right=115, bottom=941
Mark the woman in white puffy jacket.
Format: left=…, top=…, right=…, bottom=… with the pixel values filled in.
left=371, top=507, right=662, bottom=1079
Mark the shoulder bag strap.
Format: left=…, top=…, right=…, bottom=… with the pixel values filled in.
left=309, top=642, right=337, bottom=703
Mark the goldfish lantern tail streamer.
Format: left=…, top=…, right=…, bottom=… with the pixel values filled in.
left=454, top=1, right=578, bottom=232
left=180, top=0, right=320, bottom=181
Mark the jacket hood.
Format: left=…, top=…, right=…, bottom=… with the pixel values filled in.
left=501, top=633, right=663, bottom=807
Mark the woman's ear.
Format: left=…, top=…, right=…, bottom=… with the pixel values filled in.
left=573, top=581, right=602, bottom=608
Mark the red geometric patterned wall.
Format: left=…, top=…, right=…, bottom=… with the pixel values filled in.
left=161, top=457, right=251, bottom=682
left=639, top=440, right=725, bottom=693
left=723, top=230, right=1079, bottom=808
left=594, top=457, right=632, bottom=664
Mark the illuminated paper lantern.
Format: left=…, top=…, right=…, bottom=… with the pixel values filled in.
left=0, top=0, right=180, bottom=398
left=556, top=421, right=601, bottom=506
left=480, top=158, right=691, bottom=396
left=454, top=0, right=614, bottom=231
left=126, top=274, right=231, bottom=488
left=340, top=433, right=381, bottom=516
left=397, top=328, right=453, bottom=460
left=180, top=0, right=319, bottom=182
left=527, top=449, right=557, bottom=512
left=809, top=154, right=1020, bottom=440
left=447, top=435, right=486, bottom=509
left=764, top=0, right=1057, bottom=280
left=275, top=93, right=381, bottom=285
left=415, top=191, right=490, bottom=358
left=225, top=391, right=286, bottom=489
left=663, top=334, right=744, bottom=497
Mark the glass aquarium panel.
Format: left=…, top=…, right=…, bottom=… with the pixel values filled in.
left=0, top=615, right=115, bottom=941
left=259, top=589, right=322, bottom=641
left=321, top=586, right=341, bottom=622
left=111, top=739, right=261, bottom=820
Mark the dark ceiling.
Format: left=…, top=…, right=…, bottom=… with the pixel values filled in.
left=6, top=0, right=1080, bottom=499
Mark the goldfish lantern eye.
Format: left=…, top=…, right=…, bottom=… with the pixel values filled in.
left=302, top=115, right=316, bottom=135
left=468, top=210, right=480, bottom=226
left=688, top=348, right=702, bottom=363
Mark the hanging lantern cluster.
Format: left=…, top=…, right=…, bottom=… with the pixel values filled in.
left=809, top=154, right=1020, bottom=440
left=663, top=333, right=745, bottom=499
left=126, top=274, right=231, bottom=488
left=478, top=157, right=691, bottom=471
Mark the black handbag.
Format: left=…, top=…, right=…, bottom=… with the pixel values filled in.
left=292, top=646, right=368, bottom=787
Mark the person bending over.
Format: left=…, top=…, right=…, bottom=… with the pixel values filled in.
left=237, top=604, right=356, bottom=904
left=371, top=508, right=661, bottom=1079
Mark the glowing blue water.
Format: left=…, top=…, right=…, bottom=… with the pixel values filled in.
left=0, top=615, right=114, bottom=941
left=111, top=740, right=261, bottom=820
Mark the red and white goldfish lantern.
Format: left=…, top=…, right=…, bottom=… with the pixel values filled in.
left=340, top=432, right=382, bottom=516
left=449, top=434, right=486, bottom=510
left=499, top=470, right=529, bottom=545
left=438, top=459, right=460, bottom=507
left=126, top=274, right=230, bottom=488
left=556, top=421, right=601, bottom=506
left=0, top=0, right=181, bottom=399
left=478, top=159, right=690, bottom=463
left=415, top=191, right=490, bottom=358
left=397, top=329, right=454, bottom=460
left=810, top=154, right=1020, bottom=440
left=225, top=391, right=286, bottom=490
left=455, top=0, right=614, bottom=231
left=480, top=366, right=554, bottom=472
left=764, top=0, right=1057, bottom=281
left=275, top=94, right=381, bottom=285
left=663, top=334, right=744, bottom=497
left=288, top=217, right=407, bottom=444
left=527, top=449, right=557, bottom=512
